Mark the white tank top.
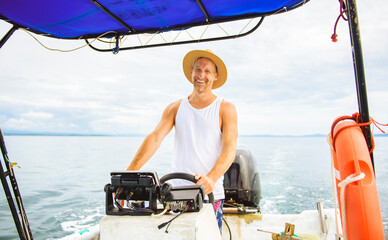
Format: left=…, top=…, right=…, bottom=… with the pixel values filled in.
left=172, top=96, right=224, bottom=200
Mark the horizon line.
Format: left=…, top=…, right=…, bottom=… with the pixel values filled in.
left=3, top=131, right=387, bottom=138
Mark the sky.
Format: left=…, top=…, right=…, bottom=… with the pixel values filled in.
left=0, top=0, right=387, bottom=136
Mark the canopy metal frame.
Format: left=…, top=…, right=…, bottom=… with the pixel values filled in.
left=85, top=17, right=264, bottom=53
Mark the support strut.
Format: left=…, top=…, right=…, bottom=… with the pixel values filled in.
left=0, top=25, right=18, bottom=50
left=344, top=0, right=374, bottom=170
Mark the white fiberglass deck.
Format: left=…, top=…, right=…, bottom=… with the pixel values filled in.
left=60, top=205, right=338, bottom=240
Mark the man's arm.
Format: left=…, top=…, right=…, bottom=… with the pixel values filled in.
left=126, top=100, right=180, bottom=170
left=196, top=100, right=238, bottom=194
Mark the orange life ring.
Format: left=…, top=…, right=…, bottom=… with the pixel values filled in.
left=330, top=119, right=384, bottom=240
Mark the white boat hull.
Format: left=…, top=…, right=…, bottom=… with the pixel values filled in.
left=60, top=204, right=339, bottom=240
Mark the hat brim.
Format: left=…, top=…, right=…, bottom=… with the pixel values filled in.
left=182, top=50, right=227, bottom=89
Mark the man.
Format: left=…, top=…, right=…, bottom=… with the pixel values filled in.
left=126, top=49, right=238, bottom=232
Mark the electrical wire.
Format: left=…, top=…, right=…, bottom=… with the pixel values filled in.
left=222, top=216, right=232, bottom=240
left=158, top=205, right=189, bottom=233
left=152, top=207, right=169, bottom=217
left=114, top=188, right=127, bottom=211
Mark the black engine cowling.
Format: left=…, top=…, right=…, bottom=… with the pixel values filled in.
left=223, top=148, right=261, bottom=208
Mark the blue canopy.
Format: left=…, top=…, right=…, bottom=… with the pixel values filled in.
left=0, top=0, right=307, bottom=39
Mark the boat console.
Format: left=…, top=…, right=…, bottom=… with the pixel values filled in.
left=100, top=148, right=263, bottom=239
left=105, top=171, right=206, bottom=216
left=105, top=171, right=160, bottom=215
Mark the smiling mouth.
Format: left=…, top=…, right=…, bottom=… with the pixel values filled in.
left=196, top=79, right=205, bottom=83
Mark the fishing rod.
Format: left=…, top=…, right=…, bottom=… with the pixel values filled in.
left=0, top=128, right=33, bottom=240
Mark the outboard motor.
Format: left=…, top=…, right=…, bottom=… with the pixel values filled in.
left=223, top=148, right=261, bottom=210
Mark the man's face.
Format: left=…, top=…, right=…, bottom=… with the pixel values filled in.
left=191, top=57, right=218, bottom=93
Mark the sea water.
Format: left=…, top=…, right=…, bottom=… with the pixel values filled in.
left=0, top=135, right=387, bottom=239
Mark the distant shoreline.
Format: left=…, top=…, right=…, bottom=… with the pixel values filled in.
left=3, top=132, right=387, bottom=137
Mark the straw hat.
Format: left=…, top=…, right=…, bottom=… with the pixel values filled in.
left=182, top=49, right=227, bottom=89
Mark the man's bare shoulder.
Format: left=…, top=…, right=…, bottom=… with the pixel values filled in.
left=165, top=99, right=182, bottom=112
left=220, top=99, right=237, bottom=115
left=162, top=99, right=182, bottom=120
left=220, top=99, right=238, bottom=134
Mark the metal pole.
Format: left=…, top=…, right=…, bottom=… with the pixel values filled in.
left=0, top=130, right=27, bottom=239
left=89, top=0, right=134, bottom=32
left=0, top=25, right=18, bottom=50
left=0, top=129, right=33, bottom=239
left=344, top=0, right=374, bottom=169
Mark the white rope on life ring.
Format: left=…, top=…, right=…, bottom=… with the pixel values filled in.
left=338, top=172, right=366, bottom=240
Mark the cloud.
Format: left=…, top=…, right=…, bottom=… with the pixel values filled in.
left=0, top=0, right=387, bottom=135
left=4, top=118, right=35, bottom=131
left=22, top=111, right=53, bottom=119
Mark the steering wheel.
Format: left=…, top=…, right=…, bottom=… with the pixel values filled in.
left=160, top=172, right=214, bottom=204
